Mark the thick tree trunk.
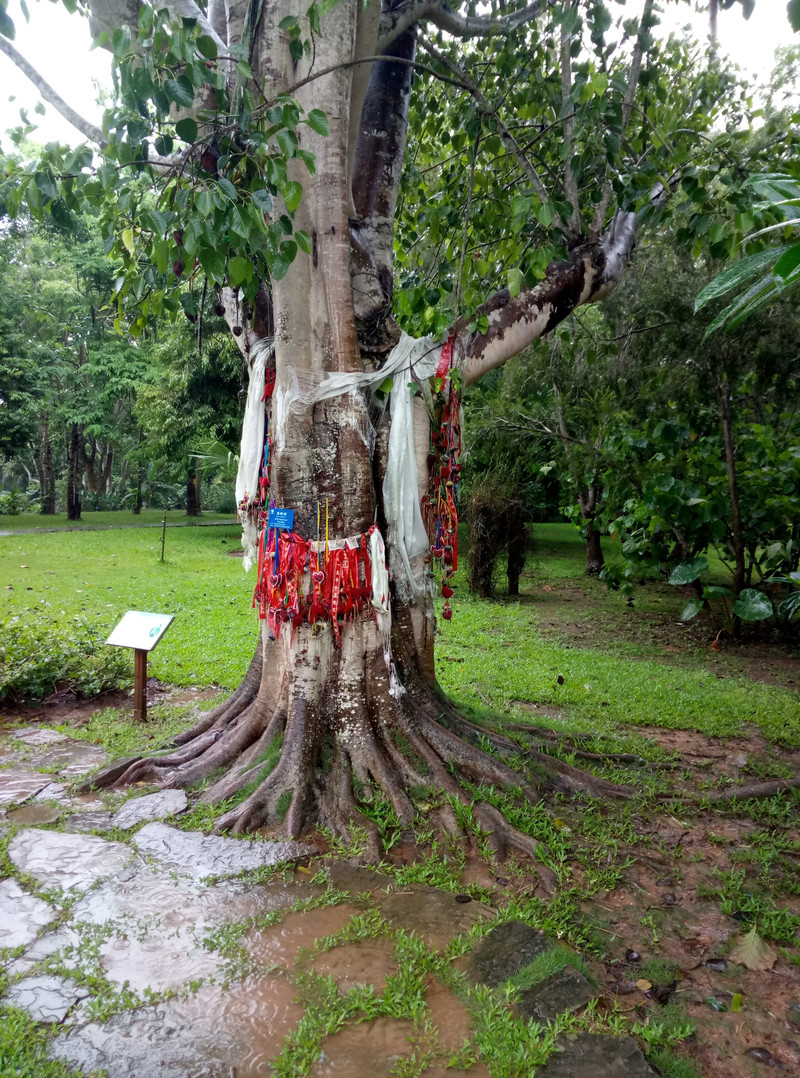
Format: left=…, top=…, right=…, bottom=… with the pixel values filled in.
left=81, top=436, right=98, bottom=494
left=66, top=422, right=83, bottom=521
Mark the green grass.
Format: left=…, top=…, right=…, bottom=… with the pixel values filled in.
left=434, top=525, right=800, bottom=747
left=0, top=522, right=257, bottom=691
left=0, top=509, right=235, bottom=531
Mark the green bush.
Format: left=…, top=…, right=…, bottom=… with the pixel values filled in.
left=0, top=614, right=131, bottom=703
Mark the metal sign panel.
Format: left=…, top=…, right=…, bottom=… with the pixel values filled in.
left=268, top=507, right=295, bottom=530
left=106, top=611, right=175, bottom=652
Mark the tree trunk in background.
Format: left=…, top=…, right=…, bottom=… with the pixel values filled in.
left=584, top=512, right=604, bottom=576
left=81, top=435, right=98, bottom=494
left=505, top=500, right=527, bottom=595
left=186, top=463, right=201, bottom=516
left=41, top=417, right=56, bottom=514
left=718, top=378, right=746, bottom=600
left=100, top=446, right=114, bottom=495
left=66, top=422, right=83, bottom=521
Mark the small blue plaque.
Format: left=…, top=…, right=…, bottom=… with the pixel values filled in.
left=268, top=507, right=295, bottom=530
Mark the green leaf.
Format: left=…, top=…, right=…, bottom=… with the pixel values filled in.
left=154, top=133, right=174, bottom=156
left=276, top=128, right=298, bottom=158
left=773, top=243, right=800, bottom=281
left=196, top=34, right=218, bottom=59
left=295, top=229, right=312, bottom=254
left=731, top=994, right=743, bottom=1013
left=306, top=109, right=330, bottom=136
left=218, top=177, right=237, bottom=201
left=695, top=248, right=788, bottom=312
left=507, top=267, right=524, bottom=298
left=175, top=117, right=198, bottom=143
left=121, top=227, right=135, bottom=256
left=236, top=60, right=253, bottom=81
left=704, top=585, right=734, bottom=599
left=165, top=76, right=194, bottom=109
left=788, top=0, right=800, bottom=32
left=680, top=597, right=703, bottom=621
left=732, top=589, right=773, bottom=622
left=228, top=255, right=253, bottom=286
left=198, top=246, right=227, bottom=282
left=0, top=2, right=15, bottom=38
left=668, top=557, right=708, bottom=585
left=251, top=189, right=273, bottom=212
left=282, top=180, right=303, bottom=213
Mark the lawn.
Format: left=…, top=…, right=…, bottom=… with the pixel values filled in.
left=1, top=519, right=257, bottom=692
left=0, top=509, right=235, bottom=531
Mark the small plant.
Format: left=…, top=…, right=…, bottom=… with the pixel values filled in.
left=0, top=614, right=130, bottom=703
left=669, top=556, right=773, bottom=632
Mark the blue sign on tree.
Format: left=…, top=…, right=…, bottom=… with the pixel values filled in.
left=268, top=507, right=295, bottom=530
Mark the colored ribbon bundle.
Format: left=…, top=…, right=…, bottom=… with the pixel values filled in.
left=422, top=337, right=461, bottom=620
left=253, top=523, right=390, bottom=645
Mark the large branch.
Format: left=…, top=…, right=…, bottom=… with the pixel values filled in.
left=0, top=35, right=105, bottom=145
left=459, top=211, right=636, bottom=385
left=379, top=0, right=548, bottom=52
left=85, top=0, right=225, bottom=57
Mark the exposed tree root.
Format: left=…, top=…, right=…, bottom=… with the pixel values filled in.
left=85, top=624, right=638, bottom=889
left=700, top=776, right=800, bottom=802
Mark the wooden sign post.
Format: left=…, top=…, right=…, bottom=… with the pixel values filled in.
left=106, top=611, right=175, bottom=722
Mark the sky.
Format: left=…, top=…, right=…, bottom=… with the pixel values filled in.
left=0, top=0, right=794, bottom=146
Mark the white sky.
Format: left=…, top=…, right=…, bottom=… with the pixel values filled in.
left=0, top=0, right=794, bottom=146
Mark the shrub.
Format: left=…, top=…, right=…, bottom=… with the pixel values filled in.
left=0, top=614, right=131, bottom=703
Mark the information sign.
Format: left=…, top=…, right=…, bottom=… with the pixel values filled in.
left=268, top=507, right=295, bottom=530
left=106, top=611, right=175, bottom=653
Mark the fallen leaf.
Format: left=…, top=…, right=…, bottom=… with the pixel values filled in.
left=730, top=926, right=777, bottom=971
left=635, top=979, right=652, bottom=991
left=706, top=996, right=727, bottom=1012
left=731, top=993, right=743, bottom=1012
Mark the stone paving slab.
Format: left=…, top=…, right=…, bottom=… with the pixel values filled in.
left=468, top=920, right=552, bottom=986
left=113, top=789, right=188, bottom=829
left=0, top=879, right=56, bottom=949
left=0, top=769, right=52, bottom=806
left=9, top=829, right=132, bottom=891
left=517, top=964, right=598, bottom=1021
left=27, top=741, right=107, bottom=777
left=14, top=728, right=71, bottom=747
left=3, top=975, right=90, bottom=1024
left=132, top=822, right=314, bottom=879
left=536, top=1033, right=660, bottom=1077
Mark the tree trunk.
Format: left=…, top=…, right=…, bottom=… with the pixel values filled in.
left=81, top=435, right=98, bottom=494
left=584, top=513, right=604, bottom=576
left=100, top=444, right=114, bottom=495
left=66, top=422, right=83, bottom=521
left=41, top=416, right=56, bottom=515
left=186, top=462, right=201, bottom=516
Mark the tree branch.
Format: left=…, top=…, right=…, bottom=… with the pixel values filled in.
left=560, top=18, right=581, bottom=236
left=417, top=34, right=563, bottom=227
left=0, top=35, right=105, bottom=145
left=589, top=0, right=653, bottom=240
left=378, top=0, right=550, bottom=53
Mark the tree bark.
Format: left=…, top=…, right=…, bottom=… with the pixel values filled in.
left=66, top=422, right=83, bottom=521
left=186, top=462, right=201, bottom=516
left=584, top=511, right=604, bottom=576
left=41, top=416, right=56, bottom=515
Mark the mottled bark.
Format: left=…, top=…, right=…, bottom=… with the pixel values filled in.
left=66, top=422, right=83, bottom=521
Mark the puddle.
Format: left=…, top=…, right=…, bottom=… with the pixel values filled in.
left=246, top=905, right=363, bottom=969
left=9, top=829, right=132, bottom=892
left=377, top=885, right=491, bottom=949
left=312, top=938, right=398, bottom=992
left=309, top=1017, right=417, bottom=1077
left=27, top=740, right=107, bottom=777
left=51, top=976, right=304, bottom=1077
left=8, top=802, right=61, bottom=825
left=0, top=768, right=52, bottom=806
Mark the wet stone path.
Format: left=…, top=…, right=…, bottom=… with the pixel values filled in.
left=1, top=726, right=658, bottom=1077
